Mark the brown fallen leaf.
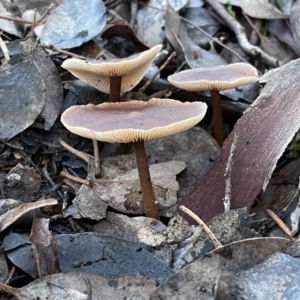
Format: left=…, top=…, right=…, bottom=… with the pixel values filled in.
left=101, top=19, right=148, bottom=51
left=179, top=58, right=300, bottom=224
left=30, top=216, right=61, bottom=278
left=0, top=198, right=58, bottom=232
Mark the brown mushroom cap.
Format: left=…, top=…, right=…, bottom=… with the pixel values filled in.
left=61, top=44, right=162, bottom=94
left=168, top=63, right=259, bottom=91
left=61, top=98, right=207, bottom=143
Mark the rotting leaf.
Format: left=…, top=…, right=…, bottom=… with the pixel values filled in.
left=165, top=3, right=226, bottom=68
left=20, top=38, right=64, bottom=131
left=214, top=252, right=300, bottom=299
left=181, top=208, right=260, bottom=266
left=0, top=198, right=58, bottom=232
left=136, top=0, right=167, bottom=47
left=180, top=58, right=300, bottom=224
left=75, top=181, right=108, bottom=221
left=0, top=272, right=157, bottom=300
left=38, top=0, right=106, bottom=49
left=0, top=60, right=45, bottom=141
left=5, top=163, right=41, bottom=202
left=55, top=233, right=174, bottom=284
left=217, top=0, right=288, bottom=19
left=30, top=216, right=60, bottom=278
left=102, top=19, right=149, bottom=51
left=93, top=161, right=186, bottom=217
left=149, top=237, right=290, bottom=299
left=93, top=212, right=172, bottom=265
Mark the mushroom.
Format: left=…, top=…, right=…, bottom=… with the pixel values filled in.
left=168, top=63, right=259, bottom=146
left=61, top=98, right=207, bottom=220
left=61, top=44, right=162, bottom=103
left=62, top=45, right=162, bottom=177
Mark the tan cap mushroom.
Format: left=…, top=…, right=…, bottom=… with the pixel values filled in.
left=167, top=63, right=258, bottom=91
left=62, top=44, right=162, bottom=102
left=61, top=98, right=207, bottom=220
left=61, top=98, right=207, bottom=143
left=168, top=63, right=259, bottom=146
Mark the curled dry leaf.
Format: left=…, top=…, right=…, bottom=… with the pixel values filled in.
left=0, top=198, right=58, bottom=232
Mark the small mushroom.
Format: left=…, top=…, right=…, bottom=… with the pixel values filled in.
left=61, top=98, right=207, bottom=220
left=61, top=44, right=162, bottom=103
left=168, top=63, right=259, bottom=146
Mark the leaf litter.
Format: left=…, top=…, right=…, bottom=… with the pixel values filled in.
left=0, top=0, right=300, bottom=299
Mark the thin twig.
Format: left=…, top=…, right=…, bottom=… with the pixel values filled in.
left=58, top=138, right=94, bottom=165
left=60, top=171, right=90, bottom=186
left=37, top=3, right=55, bottom=23
left=242, top=13, right=263, bottom=42
left=179, top=205, right=222, bottom=248
left=265, top=209, right=295, bottom=241
left=180, top=16, right=249, bottom=65
left=4, top=267, right=15, bottom=285
left=223, top=133, right=239, bottom=212
left=93, top=140, right=101, bottom=178
left=39, top=44, right=81, bottom=57
left=139, top=51, right=176, bottom=93
left=0, top=34, right=10, bottom=61
left=130, top=1, right=138, bottom=28
left=0, top=14, right=41, bottom=25
left=204, top=0, right=280, bottom=67
left=43, top=167, right=64, bottom=200
left=28, top=9, right=37, bottom=38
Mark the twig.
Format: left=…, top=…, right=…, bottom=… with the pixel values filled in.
left=130, top=0, right=138, bottom=28
left=204, top=0, right=280, bottom=67
left=28, top=9, right=38, bottom=38
left=0, top=34, right=10, bottom=61
left=42, top=167, right=64, bottom=200
left=243, top=13, right=263, bottom=42
left=4, top=267, right=15, bottom=285
left=37, top=3, right=55, bottom=23
left=0, top=14, right=41, bottom=25
left=223, top=133, right=239, bottom=212
left=180, top=16, right=249, bottom=65
left=179, top=205, right=222, bottom=248
left=60, top=171, right=90, bottom=186
left=139, top=51, right=176, bottom=93
left=39, top=44, right=81, bottom=57
left=265, top=208, right=295, bottom=241
left=93, top=140, right=101, bottom=178
left=58, top=138, right=94, bottom=165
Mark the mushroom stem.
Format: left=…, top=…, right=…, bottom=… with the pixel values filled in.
left=109, top=76, right=122, bottom=102
left=210, top=89, right=224, bottom=146
left=133, top=140, right=160, bottom=220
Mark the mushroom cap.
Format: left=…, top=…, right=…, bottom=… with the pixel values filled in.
left=61, top=98, right=207, bottom=143
left=61, top=44, right=162, bottom=94
left=168, top=63, right=259, bottom=91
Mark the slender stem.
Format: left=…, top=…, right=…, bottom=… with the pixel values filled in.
left=210, top=89, right=224, bottom=146
left=109, top=76, right=122, bottom=102
left=93, top=139, right=101, bottom=178
left=133, top=140, right=160, bottom=220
